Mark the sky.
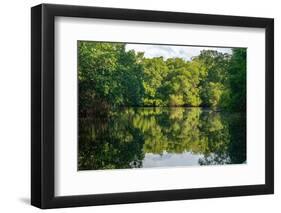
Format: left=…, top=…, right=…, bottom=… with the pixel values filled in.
left=125, top=43, right=232, bottom=61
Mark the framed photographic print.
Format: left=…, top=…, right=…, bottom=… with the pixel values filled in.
left=31, top=3, right=274, bottom=209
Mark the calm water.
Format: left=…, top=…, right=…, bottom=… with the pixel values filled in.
left=78, top=107, right=246, bottom=170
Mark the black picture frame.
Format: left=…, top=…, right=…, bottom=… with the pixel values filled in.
left=31, top=3, right=274, bottom=209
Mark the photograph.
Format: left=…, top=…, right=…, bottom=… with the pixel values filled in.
left=30, top=3, right=274, bottom=209
left=77, top=41, right=247, bottom=171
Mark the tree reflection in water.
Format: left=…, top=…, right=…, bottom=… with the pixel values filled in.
left=78, top=107, right=246, bottom=170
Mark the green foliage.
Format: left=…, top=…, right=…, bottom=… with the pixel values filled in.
left=142, top=57, right=168, bottom=106
left=78, top=42, right=247, bottom=170
left=194, top=50, right=230, bottom=108
left=227, top=48, right=247, bottom=111
left=201, top=82, right=224, bottom=108
left=159, top=58, right=202, bottom=106
left=78, top=41, right=246, bottom=112
left=78, top=41, right=144, bottom=114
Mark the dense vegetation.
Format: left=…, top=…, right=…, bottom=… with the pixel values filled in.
left=78, top=42, right=247, bottom=170
left=78, top=42, right=246, bottom=113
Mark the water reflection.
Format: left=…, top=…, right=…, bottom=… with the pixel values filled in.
left=78, top=107, right=246, bottom=170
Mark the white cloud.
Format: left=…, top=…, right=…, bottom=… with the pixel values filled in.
left=125, top=43, right=232, bottom=61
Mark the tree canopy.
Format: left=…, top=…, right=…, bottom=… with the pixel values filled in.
left=78, top=41, right=246, bottom=113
